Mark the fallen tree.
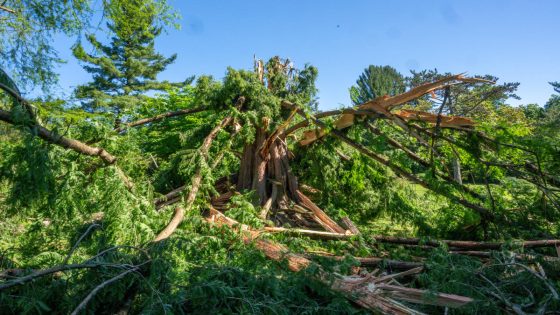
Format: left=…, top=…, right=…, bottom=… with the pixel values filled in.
left=2, top=59, right=559, bottom=314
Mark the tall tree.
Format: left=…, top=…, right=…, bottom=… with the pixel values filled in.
left=349, top=65, right=405, bottom=105
left=72, top=0, right=180, bottom=121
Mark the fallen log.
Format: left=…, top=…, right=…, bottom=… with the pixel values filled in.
left=341, top=217, right=361, bottom=235
left=205, top=208, right=473, bottom=314
left=374, top=236, right=560, bottom=250
left=305, top=254, right=424, bottom=270
left=263, top=226, right=351, bottom=240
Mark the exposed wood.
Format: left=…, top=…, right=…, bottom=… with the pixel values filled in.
left=373, top=266, right=424, bottom=283
left=306, top=254, right=424, bottom=270
left=375, top=283, right=473, bottom=308
left=296, top=190, right=347, bottom=234
left=205, top=208, right=473, bottom=313
left=114, top=106, right=206, bottom=132
left=260, top=183, right=278, bottom=220
left=259, top=109, right=297, bottom=158
left=282, top=108, right=381, bottom=139
left=453, top=157, right=463, bottom=184
left=263, top=226, right=351, bottom=240
left=295, top=75, right=492, bottom=145
left=395, top=109, right=475, bottom=128
left=341, top=217, right=361, bottom=235
left=360, top=75, right=491, bottom=111
left=154, top=185, right=185, bottom=207
left=252, top=126, right=268, bottom=204
left=449, top=251, right=560, bottom=262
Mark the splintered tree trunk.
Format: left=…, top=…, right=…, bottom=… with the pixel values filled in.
left=227, top=125, right=345, bottom=232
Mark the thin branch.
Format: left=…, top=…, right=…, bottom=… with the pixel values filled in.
left=0, top=263, right=119, bottom=291
left=70, top=261, right=150, bottom=315
left=0, top=5, right=15, bottom=14
left=114, top=106, right=207, bottom=133
left=63, top=224, right=101, bottom=265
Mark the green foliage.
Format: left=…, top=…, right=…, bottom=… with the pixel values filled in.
left=293, top=136, right=394, bottom=222
left=416, top=249, right=560, bottom=314
left=350, top=65, right=406, bottom=105
left=72, top=0, right=183, bottom=116
left=0, top=0, right=93, bottom=90
left=226, top=191, right=264, bottom=228
left=2, top=16, right=560, bottom=311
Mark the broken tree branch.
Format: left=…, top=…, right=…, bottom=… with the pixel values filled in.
left=263, top=226, right=351, bottom=240
left=154, top=97, right=244, bottom=241
left=0, top=109, right=118, bottom=165
left=283, top=100, right=495, bottom=220
left=0, top=108, right=134, bottom=190
left=0, top=263, right=120, bottom=291
left=296, top=190, right=347, bottom=234
left=205, top=208, right=473, bottom=314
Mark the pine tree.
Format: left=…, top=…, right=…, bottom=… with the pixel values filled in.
left=72, top=0, right=180, bottom=121
left=349, top=65, right=405, bottom=105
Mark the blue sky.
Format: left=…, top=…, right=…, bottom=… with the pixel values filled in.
left=54, top=0, right=560, bottom=110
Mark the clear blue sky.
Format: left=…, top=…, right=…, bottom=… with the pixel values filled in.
left=54, top=0, right=560, bottom=110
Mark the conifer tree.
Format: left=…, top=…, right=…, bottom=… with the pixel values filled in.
left=72, top=0, right=180, bottom=121
left=349, top=65, right=405, bottom=105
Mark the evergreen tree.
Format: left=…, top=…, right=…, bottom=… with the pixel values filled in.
left=72, top=0, right=180, bottom=120
left=349, top=65, right=405, bottom=105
